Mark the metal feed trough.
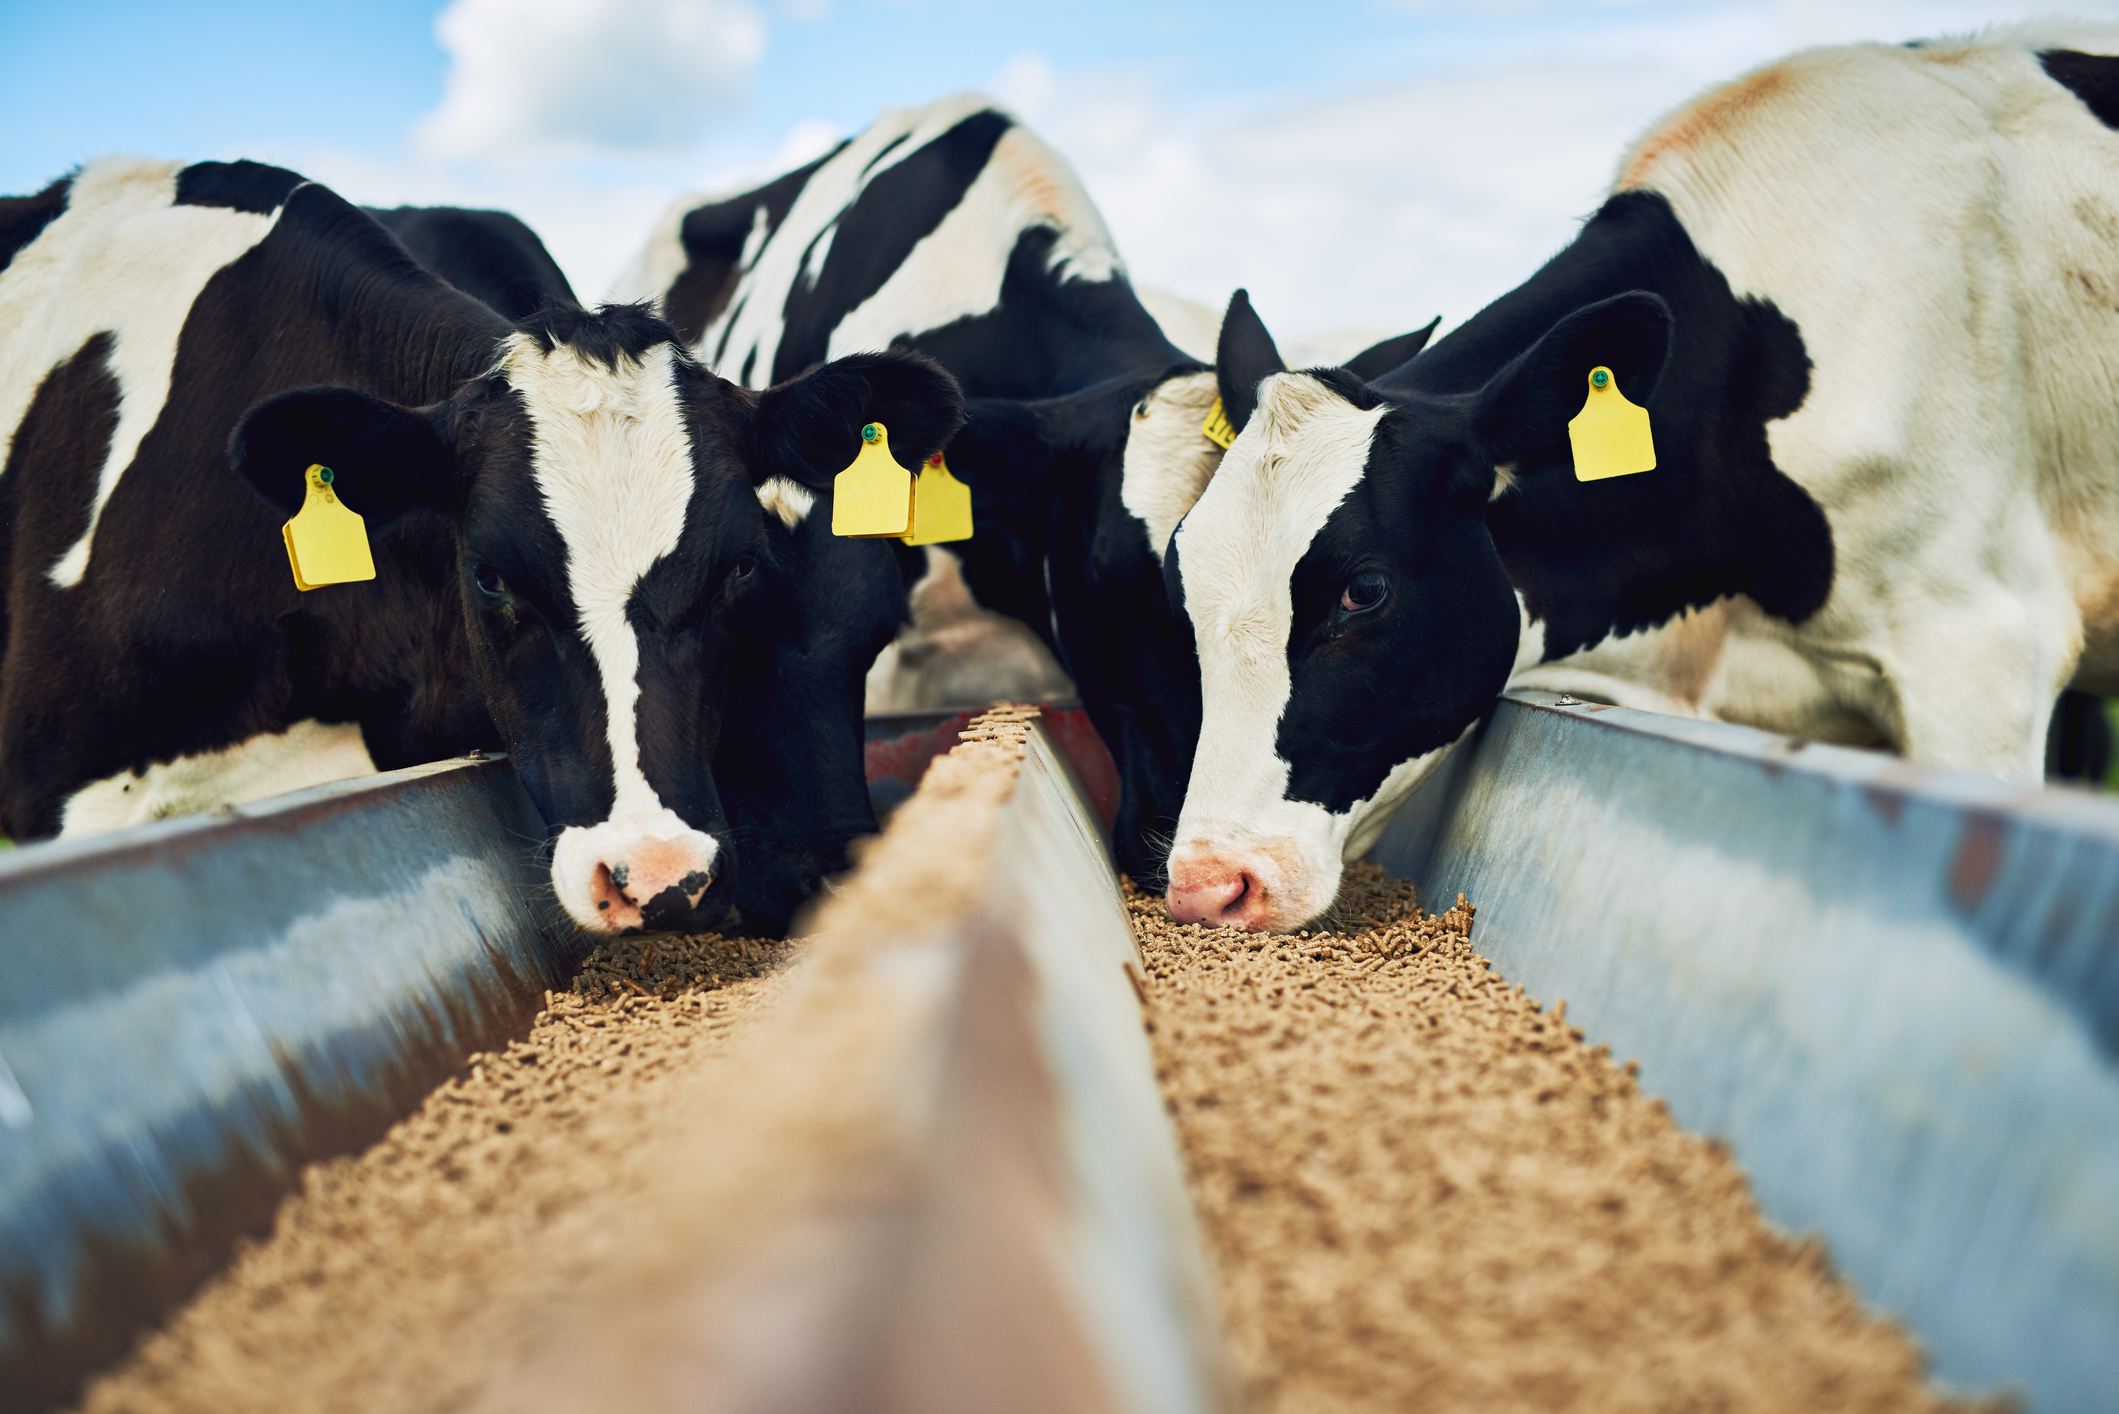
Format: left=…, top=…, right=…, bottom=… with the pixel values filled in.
left=0, top=697, right=2113, bottom=1410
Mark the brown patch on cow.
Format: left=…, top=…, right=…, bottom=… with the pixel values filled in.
left=1658, top=602, right=1732, bottom=708
left=1620, top=66, right=1795, bottom=190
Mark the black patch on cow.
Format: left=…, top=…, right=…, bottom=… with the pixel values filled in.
left=768, top=109, right=1014, bottom=383
left=1273, top=406, right=1522, bottom=815
left=2042, top=50, right=2119, bottom=130
left=513, top=300, right=680, bottom=368
left=665, top=145, right=844, bottom=345
left=367, top=205, right=577, bottom=322
left=1387, top=188, right=1832, bottom=660
left=174, top=159, right=304, bottom=214
left=1215, top=289, right=1285, bottom=435
left=0, top=175, right=69, bottom=277
left=950, top=374, right=1205, bottom=880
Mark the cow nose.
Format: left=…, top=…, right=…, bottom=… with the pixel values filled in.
left=585, top=835, right=717, bottom=933
left=1167, top=865, right=1269, bottom=930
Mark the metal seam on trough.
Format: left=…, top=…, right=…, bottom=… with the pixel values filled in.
left=0, top=756, right=575, bottom=1412
left=1370, top=691, right=2119, bottom=1413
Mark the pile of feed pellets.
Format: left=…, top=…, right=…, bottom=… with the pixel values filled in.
left=70, top=931, right=795, bottom=1414
left=1126, top=863, right=2000, bottom=1414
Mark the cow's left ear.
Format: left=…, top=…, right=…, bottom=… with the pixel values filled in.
left=231, top=386, right=461, bottom=521
left=1472, top=291, right=1671, bottom=463
left=750, top=350, right=965, bottom=490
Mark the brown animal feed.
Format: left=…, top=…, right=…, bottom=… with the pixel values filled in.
left=1129, top=863, right=1998, bottom=1414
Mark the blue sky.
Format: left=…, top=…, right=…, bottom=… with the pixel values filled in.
left=7, top=1, right=2118, bottom=340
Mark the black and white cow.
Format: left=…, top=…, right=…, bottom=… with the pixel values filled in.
left=617, top=93, right=1429, bottom=880
left=0, top=156, right=959, bottom=936
left=365, top=204, right=579, bottom=321
left=1166, top=27, right=2119, bottom=931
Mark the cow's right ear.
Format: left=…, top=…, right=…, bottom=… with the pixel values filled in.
left=1471, top=291, right=1672, bottom=464
left=1215, top=289, right=1285, bottom=436
left=232, top=387, right=457, bottom=521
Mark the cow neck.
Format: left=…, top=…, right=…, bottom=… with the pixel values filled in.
left=1380, top=188, right=1833, bottom=661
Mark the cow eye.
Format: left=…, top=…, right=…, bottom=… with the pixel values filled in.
left=733, top=557, right=756, bottom=581
left=473, top=566, right=507, bottom=597
left=1339, top=571, right=1388, bottom=614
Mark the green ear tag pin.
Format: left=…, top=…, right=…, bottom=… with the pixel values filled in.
left=1566, top=365, right=1656, bottom=482
left=282, top=464, right=376, bottom=592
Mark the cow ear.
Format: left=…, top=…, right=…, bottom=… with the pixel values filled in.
left=232, top=386, right=458, bottom=521
left=1342, top=317, right=1440, bottom=382
left=751, top=350, right=965, bottom=490
left=1471, top=291, right=1671, bottom=464
left=1215, top=289, right=1284, bottom=436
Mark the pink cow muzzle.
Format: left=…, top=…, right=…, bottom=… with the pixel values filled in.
left=553, top=819, right=721, bottom=934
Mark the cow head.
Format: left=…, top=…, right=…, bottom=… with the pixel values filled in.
left=1164, top=291, right=1671, bottom=931
left=717, top=354, right=962, bottom=934
left=234, top=304, right=961, bottom=936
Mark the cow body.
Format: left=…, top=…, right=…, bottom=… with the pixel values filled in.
left=1167, top=27, right=2119, bottom=930
left=0, top=157, right=959, bottom=935
left=365, top=205, right=578, bottom=321
left=618, top=94, right=1236, bottom=879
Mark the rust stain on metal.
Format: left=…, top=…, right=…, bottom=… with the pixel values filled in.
left=1948, top=814, right=2007, bottom=913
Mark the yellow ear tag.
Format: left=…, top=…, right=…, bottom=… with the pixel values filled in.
left=1201, top=396, right=1236, bottom=450
left=903, top=451, right=975, bottom=546
left=1567, top=366, right=1656, bottom=482
left=831, top=422, right=914, bottom=538
left=281, top=465, right=376, bottom=592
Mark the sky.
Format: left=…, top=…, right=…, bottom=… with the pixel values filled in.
left=6, top=0, right=2118, bottom=345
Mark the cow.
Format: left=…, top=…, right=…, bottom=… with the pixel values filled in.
left=616, top=93, right=1432, bottom=881
left=365, top=204, right=579, bottom=321
left=368, top=201, right=904, bottom=933
left=1163, top=27, right=2119, bottom=931
left=0, top=155, right=960, bottom=936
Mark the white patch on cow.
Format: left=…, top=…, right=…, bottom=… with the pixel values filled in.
left=0, top=156, right=286, bottom=588
left=702, top=92, right=1121, bottom=387
left=755, top=473, right=814, bottom=529
left=1119, top=369, right=1222, bottom=564
left=825, top=122, right=1121, bottom=363
left=504, top=334, right=720, bottom=928
left=1167, top=372, right=1389, bottom=929
left=58, top=719, right=376, bottom=837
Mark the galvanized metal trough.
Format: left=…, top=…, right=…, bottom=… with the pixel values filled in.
left=1371, top=691, right=2119, bottom=1414
left=0, top=757, right=577, bottom=1411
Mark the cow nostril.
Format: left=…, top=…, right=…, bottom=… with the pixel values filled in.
left=609, top=862, right=630, bottom=891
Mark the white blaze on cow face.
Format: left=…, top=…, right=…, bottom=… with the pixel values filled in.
left=0, top=156, right=286, bottom=588
left=503, top=334, right=719, bottom=933
left=1120, top=369, right=1224, bottom=564
left=1167, top=373, right=1394, bottom=932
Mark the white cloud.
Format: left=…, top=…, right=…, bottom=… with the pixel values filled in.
left=1002, top=0, right=2119, bottom=347
left=417, top=0, right=769, bottom=163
